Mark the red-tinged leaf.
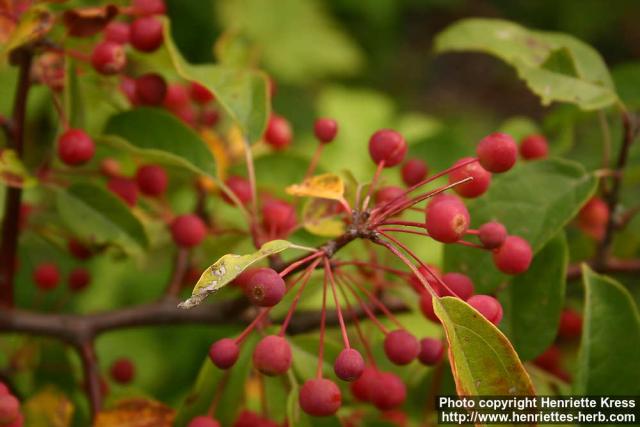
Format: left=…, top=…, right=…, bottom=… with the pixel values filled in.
left=62, top=4, right=118, bottom=37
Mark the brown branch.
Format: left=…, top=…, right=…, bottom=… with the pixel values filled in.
left=566, top=258, right=640, bottom=281
left=165, top=248, right=190, bottom=297
left=79, top=341, right=101, bottom=417
left=0, top=48, right=33, bottom=308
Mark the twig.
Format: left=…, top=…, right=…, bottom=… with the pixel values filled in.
left=566, top=258, right=640, bottom=281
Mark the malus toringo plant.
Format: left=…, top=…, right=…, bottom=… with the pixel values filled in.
left=1, top=1, right=639, bottom=427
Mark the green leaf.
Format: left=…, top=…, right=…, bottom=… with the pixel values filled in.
left=434, top=18, right=618, bottom=110
left=499, top=233, right=567, bottom=361
left=102, top=108, right=216, bottom=176
left=445, top=158, right=596, bottom=293
left=179, top=240, right=297, bottom=309
left=574, top=265, right=640, bottom=395
left=434, top=296, right=535, bottom=398
left=55, top=183, right=149, bottom=254
left=0, top=148, right=36, bottom=188
left=63, top=59, right=84, bottom=130
left=161, top=18, right=269, bottom=144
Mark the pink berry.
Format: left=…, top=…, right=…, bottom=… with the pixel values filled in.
left=68, top=238, right=92, bottom=260
left=520, top=134, right=548, bottom=160
left=135, top=164, right=168, bottom=196
left=104, top=21, right=130, bottom=44
left=401, top=158, right=428, bottom=186
left=132, top=0, right=166, bottom=16
left=201, top=108, right=219, bottom=127
left=299, top=378, right=342, bottom=417
left=130, top=16, right=163, bottom=52
left=135, top=73, right=167, bottom=106
left=170, top=214, right=207, bottom=248
left=533, top=345, right=560, bottom=371
left=0, top=394, right=19, bottom=425
left=0, top=382, right=9, bottom=395
left=334, top=348, right=364, bottom=381
left=478, top=221, right=507, bottom=249
left=68, top=267, right=91, bottom=292
left=375, top=186, right=407, bottom=207
left=476, top=132, right=517, bottom=173
left=33, top=263, right=60, bottom=291
left=232, top=268, right=258, bottom=289
left=350, top=366, right=377, bottom=402
left=313, top=118, right=338, bottom=143
left=425, top=199, right=470, bottom=243
left=408, top=264, right=442, bottom=294
left=467, top=295, right=503, bottom=325
left=209, top=338, right=240, bottom=369
left=120, top=76, right=139, bottom=105
left=163, top=83, right=190, bottom=110
left=383, top=330, right=420, bottom=365
left=253, top=335, right=291, bottom=376
left=244, top=268, right=285, bottom=307
left=264, top=115, right=292, bottom=150
left=262, top=199, right=296, bottom=237
left=233, top=411, right=278, bottom=427
left=493, top=235, right=532, bottom=275
left=368, top=129, right=407, bottom=167
left=222, top=176, right=252, bottom=205
left=188, top=416, right=220, bottom=427
left=426, top=193, right=464, bottom=213
left=57, top=129, right=95, bottom=166
left=418, top=338, right=444, bottom=366
left=440, top=272, right=474, bottom=300
left=419, top=292, right=441, bottom=324
left=91, top=41, right=126, bottom=75
left=448, top=157, right=491, bottom=198
left=110, top=358, right=135, bottom=384
left=370, top=371, right=406, bottom=410
left=107, top=177, right=138, bottom=206
left=578, top=197, right=609, bottom=240
left=558, top=309, right=582, bottom=339
left=190, top=82, right=214, bottom=104
left=4, top=413, right=23, bottom=427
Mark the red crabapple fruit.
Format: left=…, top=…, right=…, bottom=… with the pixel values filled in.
left=187, top=416, right=220, bottom=427
left=209, top=338, right=240, bottom=369
left=467, top=295, right=503, bottom=325
left=135, top=73, right=167, bottom=106
left=0, top=394, right=19, bottom=425
left=478, top=221, right=507, bottom=249
left=334, top=348, right=364, bottom=381
left=350, top=366, right=377, bottom=402
left=408, top=264, right=442, bottom=294
left=135, top=164, right=168, bottom=196
left=299, top=378, right=342, bottom=417
left=370, top=371, right=406, bottom=410
left=375, top=186, right=407, bottom=206
left=110, top=358, right=135, bottom=384
left=244, top=268, right=286, bottom=307
left=264, top=115, right=292, bottom=150
left=132, top=0, right=166, bottom=16
left=314, top=118, right=338, bottom=143
left=130, top=16, right=164, bottom=52
left=107, top=177, right=138, bottom=206
left=232, top=268, right=258, bottom=289
left=170, top=214, right=207, bottom=247
left=262, top=199, right=296, bottom=236
left=520, top=134, right=548, bottom=160
left=476, top=132, right=517, bottom=173
left=492, top=235, right=532, bottom=275
left=448, top=157, right=491, bottom=198
left=418, top=338, right=444, bottom=366
left=425, top=198, right=470, bottom=243
left=577, top=197, right=609, bottom=239
left=190, top=82, right=214, bottom=104
left=401, top=158, right=428, bottom=186
left=440, top=272, right=474, bottom=300
left=253, top=335, right=291, bottom=376
left=104, top=21, right=130, bottom=44
left=383, top=330, right=420, bottom=365
left=419, top=292, right=440, bottom=323
left=91, top=41, right=126, bottom=75
left=33, top=263, right=60, bottom=291
left=368, top=129, right=407, bottom=167
left=533, top=345, right=560, bottom=371
left=57, top=129, right=95, bottom=166
left=163, top=83, right=190, bottom=110
left=558, top=309, right=582, bottom=339
left=222, top=176, right=252, bottom=205
left=68, top=267, right=91, bottom=292
left=68, top=238, right=92, bottom=260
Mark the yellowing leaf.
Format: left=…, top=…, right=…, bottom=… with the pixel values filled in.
left=200, top=129, right=229, bottom=182
left=1, top=6, right=53, bottom=61
left=0, top=148, right=36, bottom=188
left=302, top=198, right=345, bottom=237
left=178, top=240, right=294, bottom=309
left=95, top=398, right=174, bottom=427
left=23, top=387, right=73, bottom=427
left=286, top=173, right=344, bottom=201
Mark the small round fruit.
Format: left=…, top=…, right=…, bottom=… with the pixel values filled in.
left=426, top=193, right=465, bottom=213
left=520, top=134, right=548, bottom=160
left=419, top=292, right=440, bottom=323
left=187, top=416, right=220, bottom=427
left=558, top=309, right=582, bottom=339
left=0, top=382, right=9, bottom=394
left=314, top=118, right=338, bottom=143
left=232, top=268, right=258, bottom=289
left=264, top=115, right=292, bottom=150
left=408, top=264, right=441, bottom=294
left=33, top=263, right=60, bottom=291
left=467, top=295, right=503, bottom=325
left=244, top=268, right=286, bottom=307
left=578, top=197, right=609, bottom=229
left=368, top=129, right=407, bottom=167
left=135, top=164, right=168, bottom=196
left=350, top=366, right=378, bottom=402
left=104, top=21, right=130, bottom=44
left=170, top=214, right=207, bottom=248
left=492, top=236, right=532, bottom=275
left=440, top=272, right=474, bottom=300
left=130, top=16, right=163, bottom=52
left=68, top=238, right=92, bottom=260
left=68, top=267, right=91, bottom=292
left=253, top=335, right=291, bottom=376
left=425, top=199, right=470, bottom=243
left=476, top=132, right=517, bottom=173
left=163, top=83, right=190, bottom=109
left=334, top=348, right=364, bottom=381
left=190, top=82, right=214, bottom=104
left=370, top=372, right=406, bottom=410
left=91, top=41, right=126, bottom=75
left=448, top=157, right=491, bottom=198
left=209, top=338, right=240, bottom=369
left=533, top=345, right=560, bottom=371
left=383, top=330, right=420, bottom=365
left=262, top=199, right=296, bottom=236
left=107, top=177, right=138, bottom=206
left=233, top=410, right=278, bottom=427
left=222, top=176, right=252, bottom=205
left=0, top=394, right=19, bottom=425
left=135, top=73, right=167, bottom=106
left=57, top=129, right=95, bottom=166
left=375, top=186, right=407, bottom=207
left=110, top=358, right=135, bottom=384
left=132, top=0, right=166, bottom=16
left=120, top=76, right=139, bottom=105
left=478, top=221, right=507, bottom=249
left=418, top=338, right=444, bottom=366
left=401, top=158, right=428, bottom=186
left=299, top=378, right=342, bottom=417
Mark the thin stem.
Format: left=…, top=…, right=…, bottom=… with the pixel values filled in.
left=378, top=220, right=427, bottom=229
left=244, top=139, right=258, bottom=216
left=340, top=271, right=403, bottom=330
left=361, top=160, right=385, bottom=211
left=207, top=369, right=231, bottom=417
left=278, top=259, right=322, bottom=336
left=324, top=259, right=350, bottom=349
left=278, top=251, right=322, bottom=278
left=333, top=260, right=413, bottom=277
left=235, top=308, right=270, bottom=344
left=305, top=144, right=324, bottom=179
left=335, top=274, right=376, bottom=365
left=165, top=248, right=190, bottom=297
left=339, top=276, right=388, bottom=334
left=378, top=227, right=430, bottom=238
left=598, top=110, right=612, bottom=172
left=78, top=340, right=101, bottom=417
left=316, top=267, right=329, bottom=379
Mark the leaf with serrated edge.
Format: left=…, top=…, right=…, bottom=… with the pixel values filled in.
left=286, top=173, right=345, bottom=201
left=178, top=240, right=293, bottom=309
left=434, top=296, right=536, bottom=402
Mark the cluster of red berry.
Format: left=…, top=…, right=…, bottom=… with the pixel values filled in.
left=0, top=382, right=22, bottom=427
